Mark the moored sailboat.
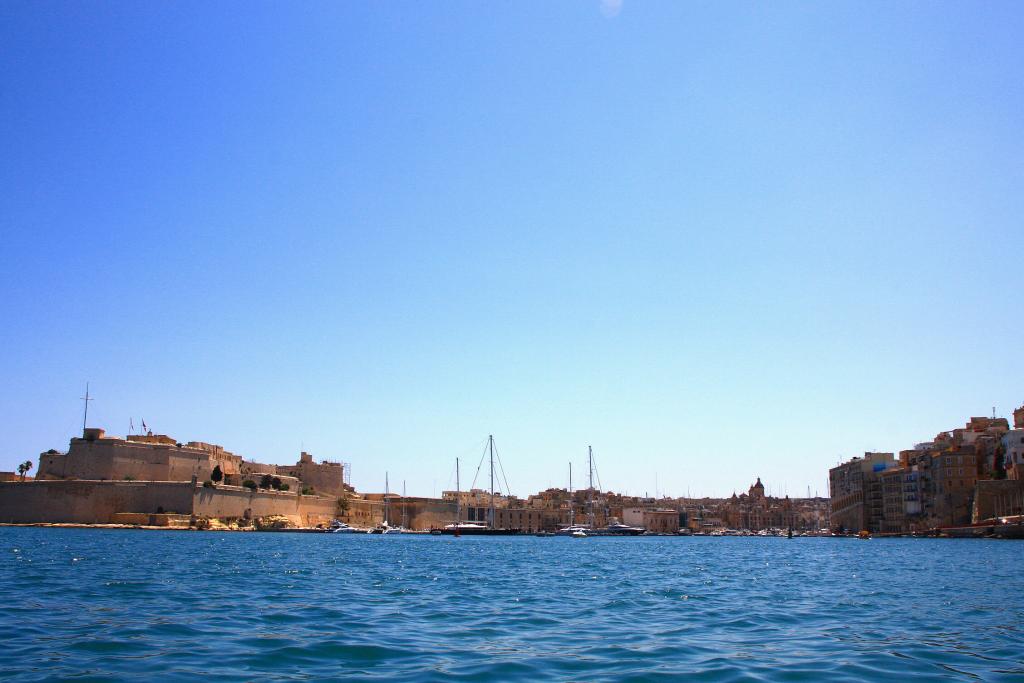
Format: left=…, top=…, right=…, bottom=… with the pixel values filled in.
left=441, top=435, right=521, bottom=535
left=369, top=472, right=410, bottom=534
left=556, top=446, right=643, bottom=536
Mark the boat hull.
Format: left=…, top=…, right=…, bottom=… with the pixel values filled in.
left=440, top=527, right=522, bottom=536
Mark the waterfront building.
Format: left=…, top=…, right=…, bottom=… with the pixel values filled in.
left=1000, top=403, right=1024, bottom=481
left=621, top=506, right=679, bottom=532
left=879, top=467, right=905, bottom=533
left=829, top=452, right=897, bottom=533
left=1003, top=430, right=1024, bottom=480
left=442, top=488, right=512, bottom=510
left=829, top=405, right=1024, bottom=532
left=493, top=507, right=546, bottom=532
left=643, top=509, right=681, bottom=533
left=933, top=446, right=979, bottom=525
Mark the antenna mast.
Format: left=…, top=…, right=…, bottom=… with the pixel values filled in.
left=80, top=382, right=93, bottom=433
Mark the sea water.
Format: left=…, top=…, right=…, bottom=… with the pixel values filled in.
left=1, top=528, right=1021, bottom=681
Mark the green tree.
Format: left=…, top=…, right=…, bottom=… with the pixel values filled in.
left=242, top=479, right=257, bottom=491
left=336, top=493, right=350, bottom=517
left=994, top=442, right=1007, bottom=480
left=271, top=476, right=282, bottom=490
left=211, top=465, right=223, bottom=484
left=259, top=474, right=273, bottom=489
left=17, top=461, right=33, bottom=482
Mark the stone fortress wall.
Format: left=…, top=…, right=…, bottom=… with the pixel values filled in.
left=192, top=486, right=336, bottom=527
left=0, top=480, right=338, bottom=527
left=0, top=481, right=196, bottom=523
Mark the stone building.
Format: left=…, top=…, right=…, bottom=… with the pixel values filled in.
left=441, top=488, right=512, bottom=510
left=829, top=452, right=897, bottom=533
left=1002, top=405, right=1024, bottom=481
left=280, top=452, right=348, bottom=497
left=719, top=478, right=801, bottom=531
left=928, top=446, right=980, bottom=527
left=641, top=509, right=680, bottom=533
left=37, top=428, right=244, bottom=483
left=948, top=417, right=1010, bottom=479
left=1004, top=429, right=1024, bottom=480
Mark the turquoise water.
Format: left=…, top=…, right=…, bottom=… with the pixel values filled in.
left=1, top=529, right=1022, bottom=681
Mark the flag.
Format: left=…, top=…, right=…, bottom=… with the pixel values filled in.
left=130, top=418, right=134, bottom=434
left=142, top=419, right=148, bottom=433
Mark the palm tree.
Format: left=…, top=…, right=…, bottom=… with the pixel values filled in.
left=17, top=461, right=33, bottom=482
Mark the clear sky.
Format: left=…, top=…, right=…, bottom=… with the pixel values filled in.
left=2, top=1, right=1022, bottom=498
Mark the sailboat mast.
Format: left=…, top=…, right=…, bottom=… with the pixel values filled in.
left=456, top=457, right=461, bottom=523
left=384, top=472, right=389, bottom=526
left=588, top=445, right=594, bottom=527
left=569, top=461, right=573, bottom=526
left=488, top=435, right=495, bottom=529
left=402, top=480, right=407, bottom=529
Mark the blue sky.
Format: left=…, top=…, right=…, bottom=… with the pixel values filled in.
left=2, top=1, right=1022, bottom=498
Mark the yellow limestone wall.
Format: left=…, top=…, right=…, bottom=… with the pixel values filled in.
left=0, top=481, right=336, bottom=527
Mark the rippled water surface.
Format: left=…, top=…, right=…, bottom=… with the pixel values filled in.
left=2, top=528, right=1022, bottom=681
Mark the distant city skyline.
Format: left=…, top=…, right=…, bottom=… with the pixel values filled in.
left=2, top=2, right=1022, bottom=497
